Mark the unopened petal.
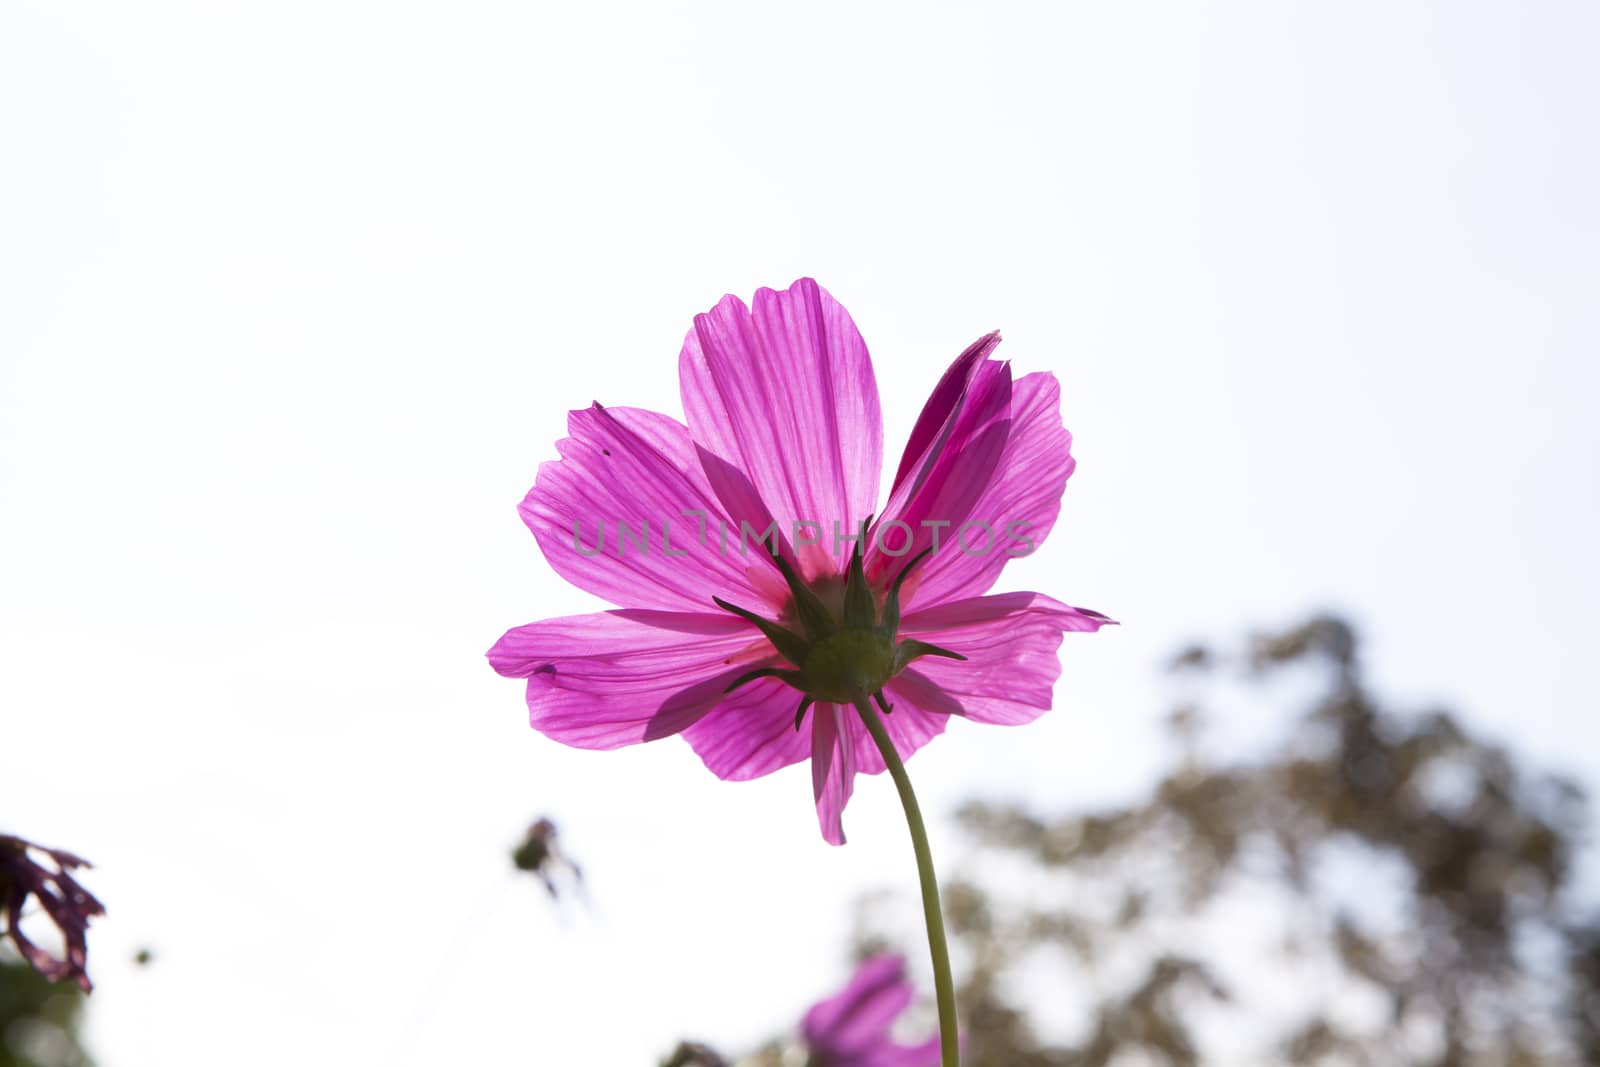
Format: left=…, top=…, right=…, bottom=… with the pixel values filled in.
left=888, top=332, right=1001, bottom=494
left=907, top=372, right=1077, bottom=607
left=866, top=351, right=1013, bottom=590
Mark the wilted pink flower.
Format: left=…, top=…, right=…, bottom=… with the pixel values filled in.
left=511, top=816, right=585, bottom=901
left=489, top=279, right=1110, bottom=843
left=1, top=833, right=104, bottom=993
left=802, top=954, right=940, bottom=1067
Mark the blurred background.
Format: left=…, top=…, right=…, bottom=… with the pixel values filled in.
left=2, top=2, right=1597, bottom=1064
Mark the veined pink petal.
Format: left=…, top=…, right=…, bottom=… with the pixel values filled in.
left=900, top=589, right=1110, bottom=632
left=897, top=592, right=1114, bottom=725
left=883, top=669, right=966, bottom=718
left=849, top=695, right=949, bottom=777
left=680, top=278, right=883, bottom=578
left=519, top=404, right=775, bottom=613
left=811, top=704, right=859, bottom=846
left=865, top=356, right=1013, bottom=590
left=682, top=675, right=814, bottom=781
left=904, top=372, right=1077, bottom=607
left=486, top=609, right=759, bottom=748
left=691, top=443, right=805, bottom=606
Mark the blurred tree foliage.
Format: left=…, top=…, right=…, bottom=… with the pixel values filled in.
left=659, top=1041, right=729, bottom=1067
left=849, top=614, right=1598, bottom=1067
left=0, top=956, right=92, bottom=1067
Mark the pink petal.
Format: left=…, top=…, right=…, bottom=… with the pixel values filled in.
left=486, top=609, right=760, bottom=748
left=692, top=443, right=807, bottom=602
left=519, top=403, right=777, bottom=613
left=849, top=694, right=950, bottom=776
left=883, top=669, right=966, bottom=718
left=904, top=372, right=1077, bottom=607
left=888, top=332, right=1001, bottom=493
left=802, top=954, right=916, bottom=1053
left=897, top=592, right=1114, bottom=725
left=682, top=675, right=814, bottom=781
left=865, top=354, right=1013, bottom=591
left=811, top=703, right=858, bottom=845
left=680, top=279, right=883, bottom=578
left=880, top=1036, right=944, bottom=1067
left=901, top=589, right=1111, bottom=632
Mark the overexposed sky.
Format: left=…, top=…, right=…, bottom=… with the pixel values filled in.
left=3, top=3, right=1598, bottom=1063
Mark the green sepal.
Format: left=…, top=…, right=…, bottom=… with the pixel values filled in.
left=893, top=638, right=967, bottom=674
left=767, top=547, right=835, bottom=642
left=879, top=546, right=934, bottom=637
left=843, top=518, right=876, bottom=630
left=712, top=596, right=809, bottom=666
left=725, top=666, right=806, bottom=693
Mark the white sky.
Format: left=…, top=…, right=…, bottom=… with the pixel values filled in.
left=3, top=2, right=1598, bottom=1063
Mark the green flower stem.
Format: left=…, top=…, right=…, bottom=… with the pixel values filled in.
left=853, top=697, right=960, bottom=1067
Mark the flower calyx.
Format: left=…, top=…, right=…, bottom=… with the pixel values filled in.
left=713, top=524, right=965, bottom=730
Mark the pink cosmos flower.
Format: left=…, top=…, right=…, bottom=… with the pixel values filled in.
left=489, top=279, right=1110, bottom=844
left=802, top=954, right=940, bottom=1067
